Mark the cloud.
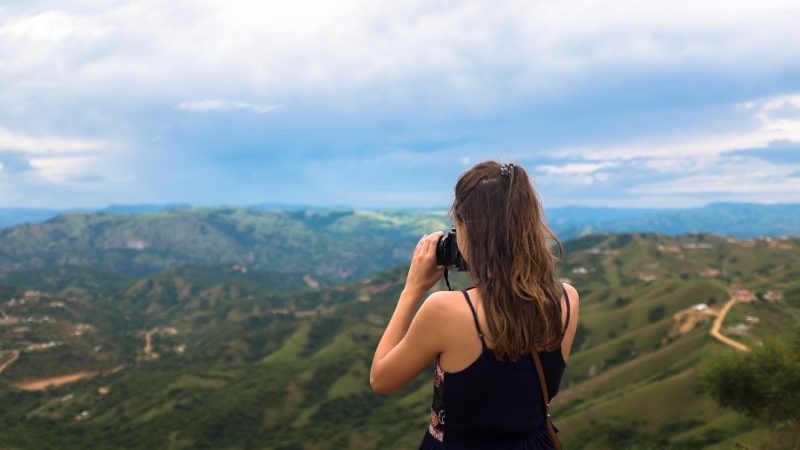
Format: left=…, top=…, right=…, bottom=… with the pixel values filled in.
left=518, top=92, right=800, bottom=201
left=0, top=127, right=108, bottom=154
left=3, top=0, right=800, bottom=117
left=535, top=161, right=619, bottom=175
left=1, top=1, right=800, bottom=208
left=28, top=155, right=101, bottom=183
left=175, top=100, right=281, bottom=114
left=545, top=92, right=800, bottom=167
left=0, top=9, right=111, bottom=41
left=534, top=161, right=620, bottom=184
left=740, top=93, right=800, bottom=115
left=0, top=126, right=115, bottom=186
left=724, top=140, right=800, bottom=164
left=627, top=152, right=800, bottom=199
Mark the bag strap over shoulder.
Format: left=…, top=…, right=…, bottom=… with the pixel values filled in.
left=531, top=350, right=563, bottom=450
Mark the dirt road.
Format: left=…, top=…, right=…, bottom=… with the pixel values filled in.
left=0, top=350, right=20, bottom=375
left=711, top=297, right=750, bottom=352
left=14, top=371, right=98, bottom=391
left=143, top=327, right=159, bottom=358
left=666, top=287, right=751, bottom=352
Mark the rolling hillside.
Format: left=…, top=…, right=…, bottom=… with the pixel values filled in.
left=0, top=208, right=449, bottom=280
left=0, top=232, right=798, bottom=449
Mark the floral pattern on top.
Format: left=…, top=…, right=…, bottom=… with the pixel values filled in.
left=428, top=355, right=445, bottom=442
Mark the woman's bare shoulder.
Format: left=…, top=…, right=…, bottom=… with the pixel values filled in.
left=560, top=283, right=580, bottom=362
left=562, top=283, right=580, bottom=318
left=562, top=283, right=580, bottom=303
left=425, top=289, right=469, bottom=312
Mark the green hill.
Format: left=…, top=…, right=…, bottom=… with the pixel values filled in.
left=0, top=232, right=798, bottom=449
left=0, top=207, right=449, bottom=280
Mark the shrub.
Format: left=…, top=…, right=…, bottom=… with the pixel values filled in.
left=699, top=327, right=800, bottom=448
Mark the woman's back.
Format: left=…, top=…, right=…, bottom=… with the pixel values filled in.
left=419, top=283, right=576, bottom=450
left=368, top=160, right=580, bottom=448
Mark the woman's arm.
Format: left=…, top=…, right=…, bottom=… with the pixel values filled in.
left=370, top=231, right=446, bottom=394
left=370, top=287, right=426, bottom=367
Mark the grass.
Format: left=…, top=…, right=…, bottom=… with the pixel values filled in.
left=259, top=321, right=311, bottom=365
left=2, top=231, right=799, bottom=449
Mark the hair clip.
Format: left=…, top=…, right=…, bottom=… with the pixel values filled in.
left=500, top=163, right=513, bottom=177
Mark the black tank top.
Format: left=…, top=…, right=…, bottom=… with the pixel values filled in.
left=419, top=283, right=570, bottom=450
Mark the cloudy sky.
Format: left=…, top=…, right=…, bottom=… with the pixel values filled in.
left=1, top=0, right=799, bottom=209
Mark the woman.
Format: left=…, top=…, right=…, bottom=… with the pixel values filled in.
left=370, top=160, right=580, bottom=449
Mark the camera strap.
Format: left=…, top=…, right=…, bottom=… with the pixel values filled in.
left=443, top=266, right=453, bottom=291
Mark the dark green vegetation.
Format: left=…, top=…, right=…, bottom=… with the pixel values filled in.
left=699, top=329, right=800, bottom=449
left=554, top=234, right=800, bottom=449
left=0, top=211, right=799, bottom=449
left=0, top=208, right=449, bottom=280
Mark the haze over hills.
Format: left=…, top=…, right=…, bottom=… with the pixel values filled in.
left=0, top=211, right=798, bottom=449
left=548, top=202, right=800, bottom=239
left=2, top=201, right=799, bottom=239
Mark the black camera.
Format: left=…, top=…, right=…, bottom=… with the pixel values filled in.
left=436, top=228, right=467, bottom=271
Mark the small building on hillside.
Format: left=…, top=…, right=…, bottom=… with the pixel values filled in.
left=727, top=323, right=750, bottom=336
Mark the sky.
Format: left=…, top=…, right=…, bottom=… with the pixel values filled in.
left=1, top=0, right=800, bottom=210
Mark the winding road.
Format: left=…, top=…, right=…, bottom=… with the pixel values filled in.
left=667, top=286, right=752, bottom=353
left=143, top=327, right=159, bottom=358
left=0, top=350, right=20, bottom=375
left=710, top=297, right=750, bottom=352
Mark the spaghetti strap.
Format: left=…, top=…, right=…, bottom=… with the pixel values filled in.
left=461, top=290, right=487, bottom=349
left=559, top=283, right=570, bottom=345
left=421, top=288, right=571, bottom=449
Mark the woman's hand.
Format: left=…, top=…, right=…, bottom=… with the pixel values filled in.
left=405, top=231, right=445, bottom=296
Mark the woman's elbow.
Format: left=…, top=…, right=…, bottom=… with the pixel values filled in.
left=369, top=372, right=396, bottom=395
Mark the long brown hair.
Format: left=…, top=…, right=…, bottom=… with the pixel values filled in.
left=449, top=160, right=564, bottom=361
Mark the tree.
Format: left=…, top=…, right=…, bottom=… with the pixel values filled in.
left=699, top=326, right=800, bottom=449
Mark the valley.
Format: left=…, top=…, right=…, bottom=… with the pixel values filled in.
left=0, top=219, right=797, bottom=449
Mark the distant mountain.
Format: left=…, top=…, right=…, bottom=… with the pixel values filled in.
left=0, top=208, right=448, bottom=280
left=548, top=202, right=800, bottom=239
left=0, top=204, right=192, bottom=229
left=0, top=231, right=798, bottom=449
left=3, top=201, right=800, bottom=239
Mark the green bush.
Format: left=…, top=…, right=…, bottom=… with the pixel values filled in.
left=648, top=304, right=667, bottom=323
left=699, top=327, right=800, bottom=448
